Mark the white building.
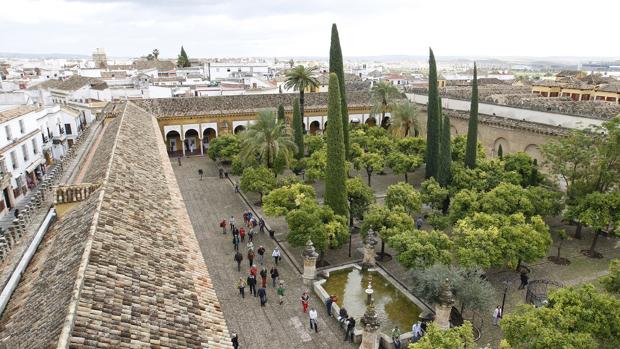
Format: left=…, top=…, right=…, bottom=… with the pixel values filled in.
left=207, top=62, right=269, bottom=81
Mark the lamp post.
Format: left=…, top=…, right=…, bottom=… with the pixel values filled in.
left=501, top=280, right=510, bottom=317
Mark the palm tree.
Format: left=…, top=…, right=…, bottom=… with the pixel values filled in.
left=371, top=81, right=401, bottom=128
left=389, top=100, right=418, bottom=137
left=284, top=65, right=320, bottom=129
left=239, top=110, right=297, bottom=170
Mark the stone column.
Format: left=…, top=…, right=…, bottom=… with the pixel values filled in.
left=434, top=278, right=454, bottom=330
left=302, top=240, right=319, bottom=286
left=362, top=229, right=378, bottom=269
left=360, top=300, right=381, bottom=349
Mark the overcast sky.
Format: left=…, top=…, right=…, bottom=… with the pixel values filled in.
left=1, top=0, right=619, bottom=59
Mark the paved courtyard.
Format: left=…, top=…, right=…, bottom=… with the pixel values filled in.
left=173, top=156, right=356, bottom=349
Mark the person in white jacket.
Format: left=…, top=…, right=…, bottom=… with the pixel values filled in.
left=272, top=247, right=281, bottom=265
left=309, top=307, right=318, bottom=333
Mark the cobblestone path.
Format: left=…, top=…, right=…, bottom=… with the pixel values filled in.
left=173, top=157, right=356, bottom=349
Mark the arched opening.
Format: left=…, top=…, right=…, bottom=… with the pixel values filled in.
left=365, top=116, right=377, bottom=127
left=524, top=144, right=542, bottom=163
left=185, top=129, right=200, bottom=156
left=381, top=116, right=390, bottom=129
left=234, top=125, right=246, bottom=134
left=166, top=130, right=181, bottom=157
left=203, top=128, right=216, bottom=151
left=493, top=137, right=509, bottom=158
left=309, top=121, right=321, bottom=135
left=450, top=126, right=458, bottom=136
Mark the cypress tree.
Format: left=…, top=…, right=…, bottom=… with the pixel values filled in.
left=292, top=98, right=304, bottom=159
left=324, top=73, right=349, bottom=217
left=277, top=104, right=285, bottom=124
left=498, top=144, right=504, bottom=159
left=177, top=46, right=190, bottom=68
left=437, top=111, right=452, bottom=187
left=329, top=24, right=350, bottom=160
left=425, top=48, right=440, bottom=179
left=464, top=62, right=479, bottom=168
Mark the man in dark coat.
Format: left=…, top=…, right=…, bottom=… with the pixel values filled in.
left=234, top=251, right=243, bottom=272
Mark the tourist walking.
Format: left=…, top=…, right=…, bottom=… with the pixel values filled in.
left=218, top=166, right=224, bottom=178
left=518, top=270, right=529, bottom=289
left=325, top=296, right=334, bottom=317
left=257, top=246, right=266, bottom=265
left=231, top=333, right=239, bottom=349
left=234, top=181, right=240, bottom=193
left=243, top=210, right=249, bottom=226
left=277, top=280, right=286, bottom=305
left=300, top=291, right=310, bottom=313
left=247, top=274, right=257, bottom=297
left=270, top=266, right=279, bottom=287
left=178, top=156, right=182, bottom=166
left=237, top=278, right=246, bottom=299
left=247, top=249, right=255, bottom=267
left=258, top=286, right=267, bottom=306
left=229, top=216, right=235, bottom=231
left=239, top=227, right=245, bottom=242
left=198, top=168, right=203, bottom=180
left=249, top=264, right=258, bottom=277
left=259, top=217, right=265, bottom=233
left=234, top=251, right=243, bottom=272
left=493, top=305, right=502, bottom=326
left=309, top=307, right=319, bottom=333
left=272, top=247, right=281, bottom=265
left=232, top=234, right=240, bottom=251
left=246, top=241, right=254, bottom=252
left=248, top=227, right=254, bottom=242
left=260, top=267, right=268, bottom=288
left=391, top=326, right=402, bottom=349
left=220, top=218, right=227, bottom=234
left=345, top=316, right=355, bottom=342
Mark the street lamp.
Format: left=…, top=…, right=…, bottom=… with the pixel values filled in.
left=501, top=280, right=511, bottom=318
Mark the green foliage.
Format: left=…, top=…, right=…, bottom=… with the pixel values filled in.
left=600, top=259, right=620, bottom=294
left=305, top=146, right=327, bottom=181
left=389, top=100, right=418, bottom=137
left=286, top=201, right=349, bottom=253
left=285, top=65, right=320, bottom=123
left=451, top=135, right=485, bottom=163
left=231, top=154, right=258, bottom=175
left=450, top=160, right=521, bottom=193
left=388, top=229, right=452, bottom=269
left=329, top=23, right=350, bottom=160
left=502, top=284, right=620, bottom=349
left=479, top=183, right=534, bottom=216
left=420, top=178, right=449, bottom=210
left=177, top=46, right=190, bottom=67
left=410, top=321, right=474, bottom=349
left=385, top=182, right=422, bottom=216
left=425, top=48, right=440, bottom=179
left=497, top=144, right=503, bottom=159
left=465, top=62, right=479, bottom=169
left=571, top=191, right=620, bottom=252
left=240, top=167, right=277, bottom=203
left=277, top=104, right=285, bottom=124
left=277, top=174, right=302, bottom=187
left=238, top=110, right=297, bottom=170
left=448, top=189, right=481, bottom=223
left=324, top=73, right=349, bottom=217
left=289, top=157, right=306, bottom=175
left=396, top=136, right=426, bottom=157
left=367, top=135, right=395, bottom=156
left=503, top=152, right=539, bottom=187
left=304, top=134, right=324, bottom=156
left=426, top=212, right=450, bottom=231
left=371, top=81, right=401, bottom=123
left=386, top=151, right=422, bottom=182
left=207, top=134, right=240, bottom=162
left=263, top=183, right=316, bottom=216
left=354, top=151, right=385, bottom=186
left=452, top=212, right=551, bottom=269
left=292, top=98, right=304, bottom=159
left=361, top=205, right=414, bottom=242
left=346, top=177, right=375, bottom=223
left=410, top=264, right=495, bottom=313
left=437, top=113, right=452, bottom=187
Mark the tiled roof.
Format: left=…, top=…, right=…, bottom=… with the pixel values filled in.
left=28, top=79, right=64, bottom=90
left=49, top=75, right=108, bottom=92
left=598, top=83, right=620, bottom=93
left=0, top=102, right=232, bottom=348
left=133, top=60, right=176, bottom=71
left=133, top=91, right=374, bottom=117
left=0, top=105, right=40, bottom=123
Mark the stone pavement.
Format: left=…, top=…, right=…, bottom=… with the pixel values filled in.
left=173, top=156, right=356, bottom=349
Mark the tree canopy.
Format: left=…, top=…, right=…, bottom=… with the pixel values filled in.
left=385, top=182, right=422, bottom=216
left=324, top=73, right=348, bottom=217
left=410, top=321, right=474, bottom=349
left=207, top=134, right=239, bottom=162
left=177, top=46, right=190, bottom=67
left=286, top=201, right=348, bottom=253
left=346, top=177, right=375, bottom=225
left=263, top=183, right=316, bottom=217
left=240, top=166, right=277, bottom=204
left=388, top=229, right=452, bottom=269
left=501, top=284, right=620, bottom=349
left=354, top=151, right=385, bottom=186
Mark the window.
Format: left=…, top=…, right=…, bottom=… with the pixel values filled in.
left=22, top=144, right=29, bottom=161
left=10, top=151, right=17, bottom=169
left=32, top=139, right=38, bottom=154
left=19, top=119, right=25, bottom=134
left=227, top=68, right=231, bottom=72
left=5, top=125, right=11, bottom=140
left=65, top=123, right=72, bottom=135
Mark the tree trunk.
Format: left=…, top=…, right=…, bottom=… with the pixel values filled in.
left=404, top=172, right=409, bottom=183
left=557, top=244, right=561, bottom=259
left=589, top=230, right=601, bottom=254
left=574, top=222, right=583, bottom=239
left=300, top=90, right=305, bottom=121
left=259, top=192, right=263, bottom=205
left=367, top=170, right=372, bottom=187
left=404, top=123, right=410, bottom=137
left=515, top=258, right=522, bottom=272
left=380, top=240, right=385, bottom=256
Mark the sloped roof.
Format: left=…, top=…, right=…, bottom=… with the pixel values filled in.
left=132, top=91, right=374, bottom=117
left=28, top=79, right=64, bottom=90
left=49, top=75, right=108, bottom=92
left=133, top=60, right=176, bottom=71
left=0, top=105, right=40, bottom=123
left=0, top=102, right=232, bottom=348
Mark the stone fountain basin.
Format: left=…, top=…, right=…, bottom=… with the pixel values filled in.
left=313, top=264, right=434, bottom=348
